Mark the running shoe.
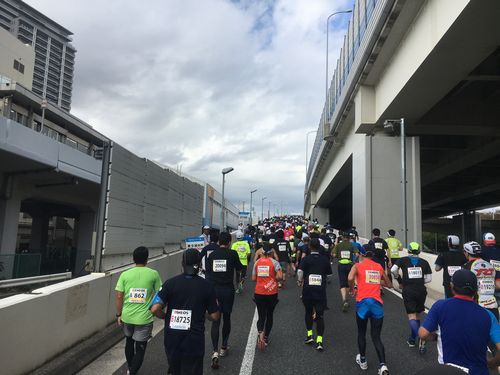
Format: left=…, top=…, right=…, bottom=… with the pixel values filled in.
left=211, top=352, right=219, bottom=369
left=342, top=300, right=349, bottom=312
left=407, top=338, right=416, bottom=348
left=304, top=335, right=314, bottom=345
left=235, top=287, right=241, bottom=294
left=315, top=342, right=324, bottom=351
left=278, top=282, right=282, bottom=288
left=257, top=333, right=265, bottom=352
left=356, top=354, right=368, bottom=370
left=418, top=339, right=427, bottom=355
left=378, top=364, right=389, bottom=375
left=264, top=336, right=269, bottom=347
left=219, top=347, right=229, bottom=357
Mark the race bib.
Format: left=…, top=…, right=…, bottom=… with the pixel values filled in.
left=366, top=270, right=381, bottom=284
left=408, top=267, right=423, bottom=279
left=129, top=288, right=147, bottom=304
left=447, top=266, right=461, bottom=276
left=478, top=279, right=495, bottom=295
left=279, top=245, right=287, bottom=252
left=390, top=249, right=400, bottom=258
left=169, top=309, right=192, bottom=330
left=340, top=251, right=351, bottom=259
left=490, top=260, right=500, bottom=272
left=309, top=274, right=322, bottom=286
left=213, top=259, right=227, bottom=272
left=238, top=246, right=247, bottom=253
left=374, top=242, right=383, bottom=250
left=257, top=265, right=270, bottom=277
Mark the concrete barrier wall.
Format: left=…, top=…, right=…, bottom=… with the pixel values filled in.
left=0, top=250, right=184, bottom=375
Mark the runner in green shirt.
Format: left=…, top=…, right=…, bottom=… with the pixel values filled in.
left=232, top=232, right=251, bottom=293
left=115, top=246, right=162, bottom=375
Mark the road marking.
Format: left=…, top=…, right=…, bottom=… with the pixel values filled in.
left=238, top=307, right=258, bottom=375
left=77, top=318, right=164, bottom=375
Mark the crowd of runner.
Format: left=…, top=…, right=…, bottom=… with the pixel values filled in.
left=114, top=215, right=500, bottom=375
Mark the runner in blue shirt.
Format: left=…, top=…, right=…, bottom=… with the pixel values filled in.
left=419, top=269, right=500, bottom=374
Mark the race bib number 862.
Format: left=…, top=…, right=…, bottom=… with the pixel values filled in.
left=129, top=288, right=147, bottom=304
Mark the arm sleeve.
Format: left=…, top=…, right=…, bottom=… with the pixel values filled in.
left=115, top=274, right=125, bottom=292
left=154, top=282, right=168, bottom=307
left=272, top=259, right=282, bottom=272
left=424, top=274, right=432, bottom=284
left=422, top=302, right=441, bottom=333
left=390, top=264, right=400, bottom=278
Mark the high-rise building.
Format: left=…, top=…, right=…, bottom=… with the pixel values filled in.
left=0, top=0, right=76, bottom=111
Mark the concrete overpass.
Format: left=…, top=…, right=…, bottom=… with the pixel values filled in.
left=305, top=0, right=500, bottom=243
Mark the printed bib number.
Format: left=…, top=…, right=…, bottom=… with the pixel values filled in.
left=169, top=309, right=192, bottom=330
left=213, top=259, right=227, bottom=272
left=478, top=279, right=495, bottom=295
left=257, top=265, right=270, bottom=277
left=129, top=288, right=147, bottom=304
left=374, top=243, right=383, bottom=250
left=447, top=266, right=461, bottom=276
left=490, top=260, right=500, bottom=271
left=238, top=246, right=247, bottom=253
left=408, top=267, right=423, bottom=279
left=366, top=270, right=381, bottom=284
left=279, top=245, right=287, bottom=252
left=340, top=251, right=351, bottom=259
left=309, top=274, right=322, bottom=286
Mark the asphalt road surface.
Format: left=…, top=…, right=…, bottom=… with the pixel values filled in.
left=78, top=260, right=493, bottom=375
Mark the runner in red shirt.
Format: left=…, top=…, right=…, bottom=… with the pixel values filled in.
left=349, top=243, right=392, bottom=375
left=252, top=242, right=283, bottom=351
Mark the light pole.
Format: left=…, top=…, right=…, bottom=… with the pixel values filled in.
left=261, top=196, right=267, bottom=221
left=250, top=189, right=257, bottom=225
left=384, top=118, right=407, bottom=246
left=306, top=130, right=318, bottom=176
left=221, top=167, right=234, bottom=231
left=268, top=200, right=271, bottom=219
left=325, top=10, right=352, bottom=133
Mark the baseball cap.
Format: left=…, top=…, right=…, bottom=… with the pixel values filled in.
left=203, top=225, right=210, bottom=229
left=360, top=243, right=374, bottom=256
left=451, top=269, right=477, bottom=293
left=447, top=235, right=460, bottom=247
left=236, top=231, right=244, bottom=239
left=483, top=232, right=496, bottom=246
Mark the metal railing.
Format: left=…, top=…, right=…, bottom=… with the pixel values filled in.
left=306, top=0, right=378, bottom=187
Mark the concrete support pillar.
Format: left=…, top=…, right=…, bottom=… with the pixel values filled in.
left=352, top=135, right=421, bottom=245
left=313, top=207, right=330, bottom=225
left=0, top=197, right=21, bottom=279
left=461, top=210, right=481, bottom=243
left=29, top=215, right=50, bottom=251
left=74, top=212, right=95, bottom=276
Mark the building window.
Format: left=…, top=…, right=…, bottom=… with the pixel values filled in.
left=13, top=60, right=25, bottom=74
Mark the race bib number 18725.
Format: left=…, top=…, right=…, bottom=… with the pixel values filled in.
left=169, top=309, right=192, bottom=330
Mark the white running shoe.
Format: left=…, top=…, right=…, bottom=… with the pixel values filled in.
left=378, top=364, right=389, bottom=375
left=211, top=352, right=219, bottom=369
left=219, top=347, right=229, bottom=357
left=356, top=354, right=368, bottom=370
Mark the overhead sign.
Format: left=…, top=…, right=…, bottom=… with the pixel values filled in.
left=239, top=211, right=250, bottom=218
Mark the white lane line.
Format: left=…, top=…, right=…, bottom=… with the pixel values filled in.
left=77, top=318, right=164, bottom=375
left=238, top=308, right=259, bottom=375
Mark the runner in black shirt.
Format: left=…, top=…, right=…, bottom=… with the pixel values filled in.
left=297, top=238, right=333, bottom=351
left=205, top=232, right=243, bottom=368
left=274, top=230, right=292, bottom=288
left=199, top=232, right=219, bottom=277
left=368, top=228, right=389, bottom=271
left=434, top=235, right=466, bottom=298
left=150, top=249, right=219, bottom=375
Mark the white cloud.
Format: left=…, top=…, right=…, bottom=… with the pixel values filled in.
left=25, top=0, right=354, bottom=214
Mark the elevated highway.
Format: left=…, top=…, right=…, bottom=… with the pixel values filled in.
left=305, top=0, right=500, bottom=243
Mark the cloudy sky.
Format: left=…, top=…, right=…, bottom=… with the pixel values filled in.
left=26, top=0, right=354, bottom=215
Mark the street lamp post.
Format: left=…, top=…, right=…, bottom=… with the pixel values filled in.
left=261, top=196, right=267, bottom=221
left=268, top=200, right=271, bottom=219
left=250, top=189, right=257, bottom=225
left=325, top=10, right=352, bottom=133
left=221, top=167, right=234, bottom=231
